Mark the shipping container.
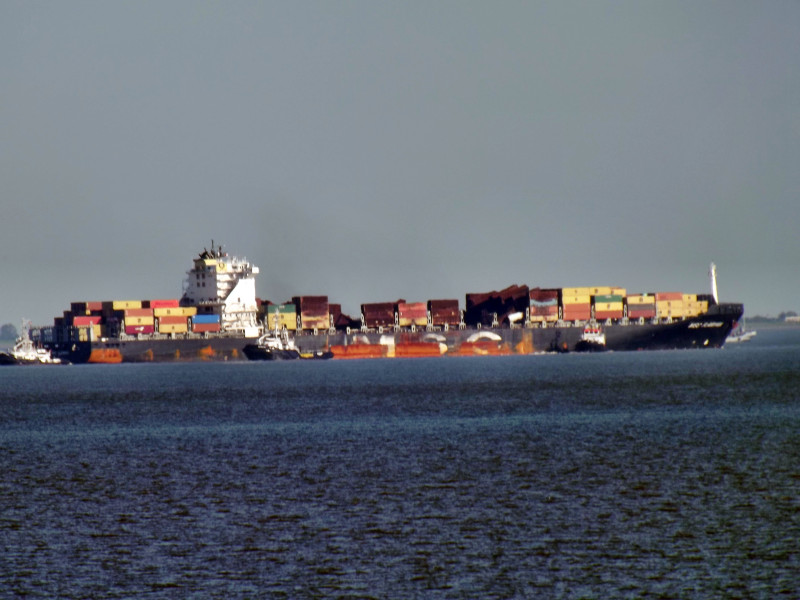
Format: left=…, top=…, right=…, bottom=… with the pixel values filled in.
left=592, top=294, right=624, bottom=304
left=626, top=294, right=655, bottom=305
left=158, top=323, right=189, bottom=334
left=70, top=301, right=104, bottom=315
left=191, top=322, right=221, bottom=333
left=77, top=324, right=103, bottom=341
left=594, top=309, right=624, bottom=320
left=124, top=324, right=155, bottom=335
left=560, top=294, right=592, bottom=305
left=654, top=292, right=683, bottom=301
left=153, top=306, right=197, bottom=317
left=397, top=302, right=428, bottom=327
left=293, top=296, right=329, bottom=330
left=157, top=315, right=188, bottom=326
left=103, top=300, right=143, bottom=311
left=466, top=285, right=529, bottom=327
left=266, top=303, right=298, bottom=331
left=193, top=314, right=221, bottom=324
left=562, top=286, right=619, bottom=297
left=73, top=315, right=103, bottom=326
left=123, top=316, right=155, bottom=327
left=143, top=299, right=180, bottom=308
left=362, top=302, right=396, bottom=328
left=428, top=299, right=460, bottom=327
left=627, top=306, right=657, bottom=320
left=562, top=306, right=591, bottom=321
left=120, top=308, right=153, bottom=318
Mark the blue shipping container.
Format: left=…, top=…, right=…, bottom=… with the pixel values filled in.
left=193, top=314, right=221, bottom=324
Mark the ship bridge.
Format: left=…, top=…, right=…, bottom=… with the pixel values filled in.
left=181, top=242, right=260, bottom=336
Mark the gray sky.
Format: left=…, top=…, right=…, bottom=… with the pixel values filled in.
left=2, top=1, right=798, bottom=326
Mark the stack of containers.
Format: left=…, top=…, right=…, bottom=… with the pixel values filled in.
left=465, top=285, right=529, bottom=327
left=681, top=294, right=708, bottom=317
left=529, top=288, right=559, bottom=323
left=192, top=313, right=221, bottom=333
left=73, top=314, right=104, bottom=341
left=71, top=301, right=104, bottom=315
left=396, top=301, right=428, bottom=328
left=626, top=294, right=656, bottom=320
left=267, top=303, right=298, bottom=331
left=292, top=296, right=329, bottom=331
left=654, top=292, right=684, bottom=319
left=148, top=299, right=194, bottom=334
left=428, top=299, right=460, bottom=327
left=100, top=301, right=154, bottom=335
left=560, top=287, right=592, bottom=322
left=67, top=302, right=106, bottom=340
left=592, top=292, right=625, bottom=321
left=361, top=302, right=395, bottom=329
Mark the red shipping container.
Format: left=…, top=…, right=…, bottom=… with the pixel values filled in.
left=124, top=325, right=155, bottom=335
left=192, top=322, right=221, bottom=333
left=628, top=307, right=657, bottom=319
left=562, top=308, right=591, bottom=320
left=654, top=292, right=683, bottom=301
left=73, top=315, right=103, bottom=326
left=145, top=299, right=180, bottom=308
left=595, top=310, right=624, bottom=320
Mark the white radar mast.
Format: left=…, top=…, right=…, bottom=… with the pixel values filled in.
left=709, top=262, right=719, bottom=304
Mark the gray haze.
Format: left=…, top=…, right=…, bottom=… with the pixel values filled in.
left=2, top=1, right=798, bottom=326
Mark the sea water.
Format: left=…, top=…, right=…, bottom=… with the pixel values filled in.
left=1, top=329, right=798, bottom=598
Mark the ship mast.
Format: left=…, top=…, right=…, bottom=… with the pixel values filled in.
left=709, top=262, right=719, bottom=305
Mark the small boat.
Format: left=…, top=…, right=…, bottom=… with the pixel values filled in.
left=0, top=320, right=68, bottom=365
left=727, top=318, right=757, bottom=343
left=243, top=326, right=332, bottom=361
left=574, top=324, right=607, bottom=352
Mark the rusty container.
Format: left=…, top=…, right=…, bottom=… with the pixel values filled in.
left=362, top=302, right=396, bottom=328
left=397, top=302, right=428, bottom=327
left=428, top=299, right=461, bottom=326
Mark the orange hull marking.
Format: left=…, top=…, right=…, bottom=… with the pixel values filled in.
left=88, top=348, right=123, bottom=364
left=394, top=342, right=444, bottom=358
left=330, top=344, right=386, bottom=359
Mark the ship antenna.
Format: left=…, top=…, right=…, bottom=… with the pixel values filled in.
left=709, top=262, right=719, bottom=304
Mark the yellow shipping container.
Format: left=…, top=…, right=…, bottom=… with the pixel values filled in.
left=594, top=302, right=624, bottom=311
left=153, top=306, right=197, bottom=317
left=112, top=300, right=142, bottom=310
left=78, top=325, right=103, bottom=341
left=611, top=288, right=627, bottom=297
left=124, top=316, right=155, bottom=326
left=561, top=295, right=592, bottom=305
left=267, top=313, right=297, bottom=331
left=159, top=323, right=189, bottom=334
left=682, top=294, right=698, bottom=303
left=562, top=286, right=619, bottom=296
left=530, top=314, right=559, bottom=323
left=626, top=295, right=655, bottom=305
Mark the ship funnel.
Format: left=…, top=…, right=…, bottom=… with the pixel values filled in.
left=709, top=262, right=719, bottom=304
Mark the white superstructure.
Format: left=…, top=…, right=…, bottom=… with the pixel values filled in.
left=181, top=242, right=261, bottom=337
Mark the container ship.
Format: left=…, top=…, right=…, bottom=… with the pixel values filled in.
left=34, top=244, right=744, bottom=363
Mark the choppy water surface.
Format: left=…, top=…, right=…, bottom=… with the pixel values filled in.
left=2, top=329, right=799, bottom=598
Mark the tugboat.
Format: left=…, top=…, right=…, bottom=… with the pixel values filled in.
left=0, top=320, right=68, bottom=365
left=726, top=318, right=757, bottom=343
left=574, top=324, right=607, bottom=352
left=243, top=322, right=333, bottom=361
